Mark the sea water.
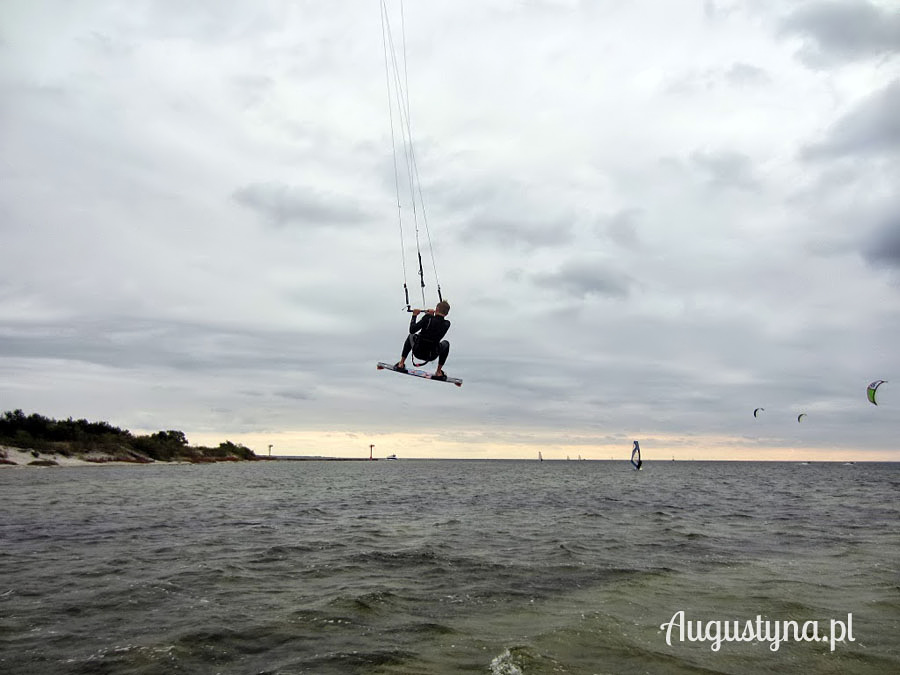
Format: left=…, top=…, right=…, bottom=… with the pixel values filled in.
left=1, top=460, right=898, bottom=674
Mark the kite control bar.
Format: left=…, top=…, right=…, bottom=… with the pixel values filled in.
left=401, top=282, right=442, bottom=312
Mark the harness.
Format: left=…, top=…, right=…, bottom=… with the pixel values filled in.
left=411, top=315, right=441, bottom=367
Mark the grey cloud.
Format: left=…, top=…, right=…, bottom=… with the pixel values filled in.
left=665, top=63, right=768, bottom=96
left=691, top=150, right=759, bottom=191
left=421, top=172, right=563, bottom=233
left=703, top=1, right=740, bottom=21
left=424, top=177, right=509, bottom=215
left=275, top=389, right=314, bottom=401
left=533, top=259, right=633, bottom=299
left=725, top=62, right=769, bottom=86
left=457, top=214, right=575, bottom=249
left=601, top=209, right=643, bottom=250
left=230, top=75, right=274, bottom=109
left=77, top=31, right=135, bottom=58
left=233, top=182, right=367, bottom=228
left=779, top=1, right=900, bottom=66
left=803, top=79, right=900, bottom=159
left=0, top=317, right=329, bottom=374
left=863, top=215, right=900, bottom=270
left=138, top=1, right=285, bottom=43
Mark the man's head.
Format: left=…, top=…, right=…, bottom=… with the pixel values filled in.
left=435, top=300, right=450, bottom=316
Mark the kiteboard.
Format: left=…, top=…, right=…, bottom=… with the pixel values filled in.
left=376, top=362, right=462, bottom=387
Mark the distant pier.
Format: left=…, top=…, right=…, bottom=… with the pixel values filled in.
left=264, top=456, right=377, bottom=461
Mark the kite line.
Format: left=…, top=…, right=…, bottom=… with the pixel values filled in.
left=379, top=0, right=442, bottom=312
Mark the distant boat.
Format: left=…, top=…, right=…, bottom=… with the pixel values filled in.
left=386, top=454, right=398, bottom=460
left=538, top=451, right=543, bottom=462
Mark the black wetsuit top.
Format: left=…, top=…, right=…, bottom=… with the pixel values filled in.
left=410, top=314, right=450, bottom=359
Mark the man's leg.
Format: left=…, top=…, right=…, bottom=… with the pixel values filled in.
left=435, top=341, right=450, bottom=376
left=396, top=335, right=416, bottom=369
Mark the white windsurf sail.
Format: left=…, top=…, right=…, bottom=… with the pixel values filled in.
left=630, top=441, right=642, bottom=470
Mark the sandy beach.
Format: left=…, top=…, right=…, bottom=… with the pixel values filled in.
left=0, top=445, right=160, bottom=467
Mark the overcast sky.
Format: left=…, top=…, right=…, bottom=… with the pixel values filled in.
left=2, top=0, right=899, bottom=460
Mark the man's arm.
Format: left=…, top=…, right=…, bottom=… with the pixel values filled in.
left=409, top=312, right=428, bottom=334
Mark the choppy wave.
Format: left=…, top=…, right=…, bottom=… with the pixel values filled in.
left=1, top=460, right=898, bottom=674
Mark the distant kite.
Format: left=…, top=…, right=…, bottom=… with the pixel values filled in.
left=753, top=407, right=765, bottom=418
left=797, top=413, right=807, bottom=423
left=867, top=380, right=887, bottom=406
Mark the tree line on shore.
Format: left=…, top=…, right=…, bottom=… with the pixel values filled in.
left=0, top=409, right=257, bottom=462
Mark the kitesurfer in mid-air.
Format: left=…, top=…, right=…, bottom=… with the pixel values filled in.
left=394, top=300, right=451, bottom=380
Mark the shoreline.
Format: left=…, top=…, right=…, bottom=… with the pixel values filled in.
left=0, top=446, right=383, bottom=467
left=2, top=446, right=193, bottom=467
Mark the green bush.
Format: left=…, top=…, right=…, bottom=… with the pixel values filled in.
left=1, top=409, right=257, bottom=462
